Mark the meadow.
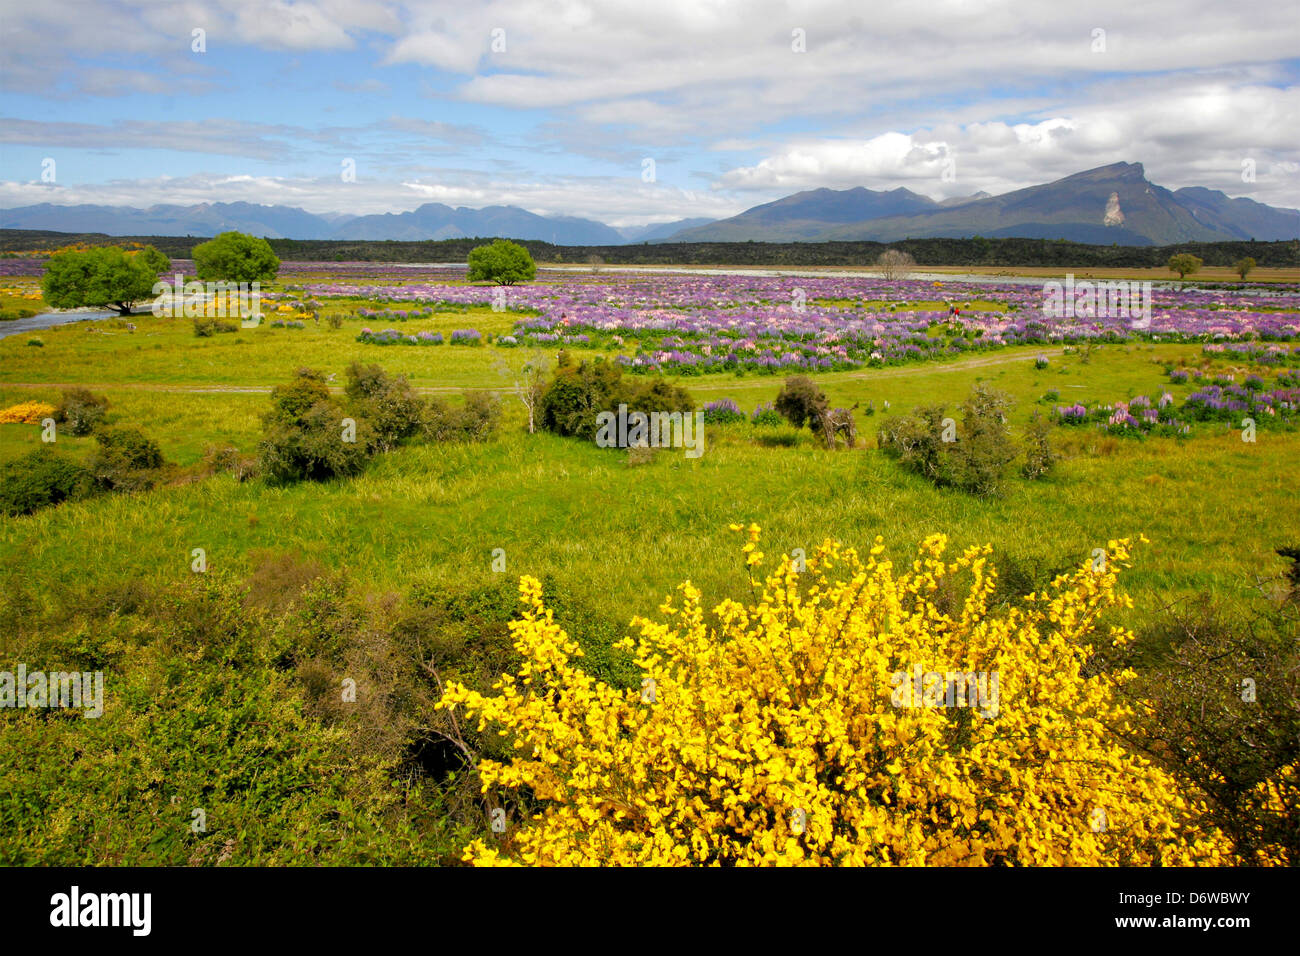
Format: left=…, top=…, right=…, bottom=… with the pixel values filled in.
left=1, top=263, right=1297, bottom=865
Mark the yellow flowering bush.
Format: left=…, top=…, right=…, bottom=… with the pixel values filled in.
left=0, top=400, right=56, bottom=425
left=440, top=526, right=1230, bottom=866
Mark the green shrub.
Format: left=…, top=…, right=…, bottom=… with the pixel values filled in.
left=344, top=361, right=427, bottom=452
left=466, top=239, right=536, bottom=286
left=425, top=392, right=501, bottom=442
left=260, top=378, right=372, bottom=483
left=0, top=448, right=96, bottom=516
left=1022, top=412, right=1056, bottom=480
left=877, top=404, right=949, bottom=483
left=950, top=384, right=1017, bottom=497
left=87, top=426, right=165, bottom=492
left=55, top=386, right=110, bottom=435
left=539, top=359, right=692, bottom=440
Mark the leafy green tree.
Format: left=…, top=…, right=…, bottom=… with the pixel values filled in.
left=1168, top=253, right=1203, bottom=280
left=1233, top=257, right=1256, bottom=280
left=192, top=231, right=281, bottom=283
left=467, top=239, right=537, bottom=286
left=41, top=246, right=159, bottom=315
left=136, top=245, right=171, bottom=275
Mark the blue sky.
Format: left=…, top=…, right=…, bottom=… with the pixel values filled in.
left=1, top=0, right=1297, bottom=226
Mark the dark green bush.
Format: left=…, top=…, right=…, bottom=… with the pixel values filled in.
left=539, top=359, right=692, bottom=440
left=774, top=375, right=829, bottom=430
left=950, top=384, right=1017, bottom=496
left=0, top=448, right=96, bottom=516
left=425, top=392, right=501, bottom=442
left=345, top=361, right=427, bottom=452
left=87, top=426, right=165, bottom=492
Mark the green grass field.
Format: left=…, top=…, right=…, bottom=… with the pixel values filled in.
left=3, top=299, right=1295, bottom=639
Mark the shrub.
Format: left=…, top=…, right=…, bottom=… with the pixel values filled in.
left=425, top=392, right=501, bottom=443
left=27, top=338, right=43, bottom=347
left=259, top=368, right=371, bottom=483
left=0, top=400, right=56, bottom=425
left=193, top=316, right=239, bottom=337
left=774, top=375, right=829, bottom=431
left=1022, top=412, right=1056, bottom=480
left=1117, top=598, right=1299, bottom=865
left=949, top=384, right=1017, bottom=497
left=87, top=426, right=165, bottom=492
left=344, top=362, right=427, bottom=453
left=1035, top=355, right=1049, bottom=369
left=0, top=448, right=95, bottom=516
left=200, top=444, right=259, bottom=482
left=55, top=387, right=110, bottom=435
left=191, top=231, right=280, bottom=283
left=439, top=530, right=1230, bottom=866
left=877, top=405, right=948, bottom=483
left=539, top=359, right=692, bottom=440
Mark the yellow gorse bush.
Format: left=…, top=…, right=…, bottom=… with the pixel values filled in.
left=0, top=401, right=56, bottom=425
left=439, top=526, right=1231, bottom=866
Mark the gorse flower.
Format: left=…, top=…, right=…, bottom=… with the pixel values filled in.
left=439, top=528, right=1230, bottom=866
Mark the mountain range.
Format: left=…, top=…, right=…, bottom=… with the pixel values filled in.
left=2, top=164, right=1295, bottom=246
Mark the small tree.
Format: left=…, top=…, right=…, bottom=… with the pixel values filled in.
left=1168, top=253, right=1203, bottom=281
left=774, top=375, right=830, bottom=431
left=41, top=246, right=160, bottom=315
left=495, top=351, right=550, bottom=434
left=467, top=239, right=537, bottom=286
left=587, top=254, right=604, bottom=274
left=192, top=231, right=281, bottom=283
left=876, top=248, right=916, bottom=281
left=1233, top=257, right=1256, bottom=281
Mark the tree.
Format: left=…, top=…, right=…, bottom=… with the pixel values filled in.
left=495, top=351, right=550, bottom=434
left=587, top=254, right=604, bottom=273
left=1168, top=253, right=1203, bottom=280
left=467, top=239, right=537, bottom=286
left=439, top=531, right=1232, bottom=865
left=136, top=245, right=171, bottom=276
left=774, top=375, right=830, bottom=431
left=191, top=231, right=280, bottom=283
left=876, top=248, right=916, bottom=280
left=41, top=246, right=160, bottom=315
left=1233, top=257, right=1256, bottom=281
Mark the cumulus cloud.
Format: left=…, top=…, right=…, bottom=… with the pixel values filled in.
left=0, top=0, right=1296, bottom=216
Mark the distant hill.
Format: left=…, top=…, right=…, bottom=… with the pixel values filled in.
left=669, top=186, right=938, bottom=242
left=617, top=218, right=716, bottom=242
left=4, top=163, right=1295, bottom=246
left=662, top=163, right=1299, bottom=246
left=0, top=200, right=651, bottom=246
left=332, top=203, right=625, bottom=245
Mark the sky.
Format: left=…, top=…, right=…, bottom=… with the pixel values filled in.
left=1, top=0, right=1298, bottom=227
